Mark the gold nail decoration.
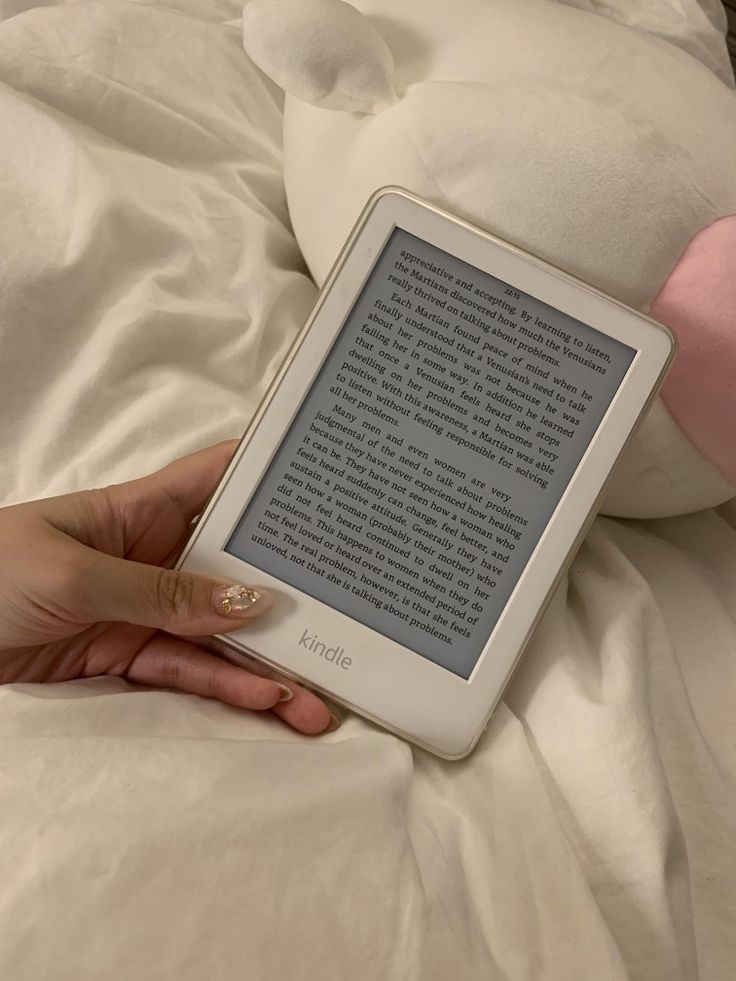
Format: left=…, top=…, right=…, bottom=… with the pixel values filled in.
left=219, top=585, right=262, bottom=616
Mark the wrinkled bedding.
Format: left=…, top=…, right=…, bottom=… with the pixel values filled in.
left=1, top=2, right=734, bottom=979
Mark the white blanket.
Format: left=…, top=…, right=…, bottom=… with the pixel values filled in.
left=2, top=508, right=735, bottom=979
left=1, top=2, right=734, bottom=979
left=0, top=0, right=316, bottom=503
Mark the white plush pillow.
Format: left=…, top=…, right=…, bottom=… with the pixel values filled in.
left=0, top=0, right=316, bottom=505
left=244, top=0, right=736, bottom=517
left=243, top=0, right=397, bottom=113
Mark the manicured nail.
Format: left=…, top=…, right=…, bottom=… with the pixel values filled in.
left=214, top=584, right=269, bottom=617
left=275, top=683, right=294, bottom=702
left=325, top=713, right=340, bottom=733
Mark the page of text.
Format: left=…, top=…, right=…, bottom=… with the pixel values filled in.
left=227, top=229, right=635, bottom=677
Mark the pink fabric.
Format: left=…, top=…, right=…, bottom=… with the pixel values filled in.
left=652, top=216, right=736, bottom=488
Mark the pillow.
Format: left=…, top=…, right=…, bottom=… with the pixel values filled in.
left=243, top=0, right=736, bottom=517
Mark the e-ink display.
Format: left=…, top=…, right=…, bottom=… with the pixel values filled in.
left=226, top=229, right=635, bottom=678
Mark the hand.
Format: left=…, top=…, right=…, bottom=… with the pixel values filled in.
left=0, top=441, right=337, bottom=734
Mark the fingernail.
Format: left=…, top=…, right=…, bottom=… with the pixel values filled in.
left=276, top=683, right=293, bottom=702
left=325, top=713, right=340, bottom=733
left=214, top=584, right=269, bottom=617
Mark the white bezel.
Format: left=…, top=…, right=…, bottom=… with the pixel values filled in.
left=177, top=187, right=675, bottom=759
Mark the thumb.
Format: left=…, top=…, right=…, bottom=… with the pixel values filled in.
left=75, top=550, right=273, bottom=635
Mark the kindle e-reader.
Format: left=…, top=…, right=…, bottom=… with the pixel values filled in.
left=178, top=187, right=675, bottom=758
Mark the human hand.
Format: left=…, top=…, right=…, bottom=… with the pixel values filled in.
left=0, top=441, right=337, bottom=734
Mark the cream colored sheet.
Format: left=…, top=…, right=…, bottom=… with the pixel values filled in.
left=1, top=508, right=734, bottom=980
left=0, top=2, right=734, bottom=979
left=0, top=0, right=316, bottom=504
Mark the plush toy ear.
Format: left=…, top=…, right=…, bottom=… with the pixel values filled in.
left=652, top=215, right=736, bottom=488
left=242, top=0, right=397, bottom=114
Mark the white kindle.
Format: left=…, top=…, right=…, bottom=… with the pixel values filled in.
left=177, top=187, right=675, bottom=758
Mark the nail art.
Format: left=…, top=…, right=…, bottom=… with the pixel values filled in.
left=216, top=584, right=264, bottom=616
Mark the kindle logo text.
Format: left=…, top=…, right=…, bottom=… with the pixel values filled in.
left=299, top=630, right=352, bottom=670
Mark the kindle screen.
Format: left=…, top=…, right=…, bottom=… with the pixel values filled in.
left=226, top=228, right=636, bottom=678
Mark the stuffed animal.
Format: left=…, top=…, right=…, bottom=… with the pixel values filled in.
left=242, top=0, right=736, bottom=517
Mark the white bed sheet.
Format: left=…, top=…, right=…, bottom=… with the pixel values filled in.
left=1, top=507, right=734, bottom=980
left=0, top=2, right=734, bottom=979
left=0, top=0, right=316, bottom=504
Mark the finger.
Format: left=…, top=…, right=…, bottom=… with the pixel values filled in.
left=270, top=684, right=340, bottom=735
left=32, top=441, right=240, bottom=570
left=70, top=544, right=276, bottom=636
left=125, top=634, right=295, bottom=711
left=204, top=644, right=338, bottom=735
left=114, top=439, right=239, bottom=525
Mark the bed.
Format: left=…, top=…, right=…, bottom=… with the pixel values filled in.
left=1, top=2, right=734, bottom=979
